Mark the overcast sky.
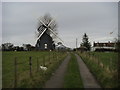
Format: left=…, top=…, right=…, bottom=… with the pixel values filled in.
left=2, top=2, right=118, bottom=48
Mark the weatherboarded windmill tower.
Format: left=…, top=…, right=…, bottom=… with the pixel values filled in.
left=35, top=14, right=62, bottom=50
left=36, top=32, right=55, bottom=50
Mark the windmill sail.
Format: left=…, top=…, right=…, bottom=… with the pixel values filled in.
left=37, top=25, right=46, bottom=36
left=48, top=28, right=64, bottom=42
left=37, top=28, right=47, bottom=40
left=36, top=14, right=64, bottom=50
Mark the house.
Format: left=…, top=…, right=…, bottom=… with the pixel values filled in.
left=55, top=42, right=66, bottom=51
left=92, top=41, right=116, bottom=52
left=13, top=46, right=24, bottom=51
left=23, top=44, right=35, bottom=51
left=23, top=44, right=31, bottom=51
left=78, top=46, right=87, bottom=52
left=35, top=31, right=55, bottom=50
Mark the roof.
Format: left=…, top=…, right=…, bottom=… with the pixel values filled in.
left=93, top=42, right=115, bottom=47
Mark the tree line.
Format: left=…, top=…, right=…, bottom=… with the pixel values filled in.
left=1, top=43, right=35, bottom=51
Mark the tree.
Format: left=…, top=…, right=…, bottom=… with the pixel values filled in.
left=2, top=43, right=14, bottom=51
left=81, top=33, right=91, bottom=51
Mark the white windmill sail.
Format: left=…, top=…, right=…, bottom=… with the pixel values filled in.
left=36, top=28, right=47, bottom=44
left=37, top=28, right=47, bottom=40
left=48, top=28, right=64, bottom=43
left=36, top=19, right=48, bottom=40
left=36, top=15, right=64, bottom=46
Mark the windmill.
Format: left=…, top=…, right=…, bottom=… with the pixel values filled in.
left=35, top=13, right=63, bottom=50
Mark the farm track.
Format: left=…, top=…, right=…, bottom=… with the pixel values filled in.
left=44, top=54, right=71, bottom=88
left=44, top=53, right=102, bottom=88
left=75, top=54, right=101, bottom=88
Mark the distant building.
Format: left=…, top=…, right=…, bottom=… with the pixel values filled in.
left=92, top=41, right=116, bottom=52
left=13, top=46, right=24, bottom=51
left=78, top=46, right=87, bottom=52
left=23, top=44, right=30, bottom=51
left=55, top=42, right=66, bottom=51
left=23, top=44, right=35, bottom=51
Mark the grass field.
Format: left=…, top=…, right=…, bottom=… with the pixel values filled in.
left=78, top=51, right=118, bottom=88
left=64, top=53, right=83, bottom=88
left=2, top=51, right=67, bottom=88
left=88, top=52, right=118, bottom=70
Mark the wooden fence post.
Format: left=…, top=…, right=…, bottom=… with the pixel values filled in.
left=14, top=57, right=17, bottom=88
left=53, top=52, right=54, bottom=61
left=37, top=57, right=39, bottom=72
left=44, top=57, right=45, bottom=66
left=57, top=52, right=59, bottom=60
left=43, top=56, right=45, bottom=66
left=98, top=56, right=100, bottom=66
left=49, top=51, right=51, bottom=64
left=55, top=52, right=56, bottom=60
left=56, top=52, right=58, bottom=61
left=88, top=52, right=90, bottom=58
left=29, top=56, right=32, bottom=77
left=110, top=58, right=112, bottom=70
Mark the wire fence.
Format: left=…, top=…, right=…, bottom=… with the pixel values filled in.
left=3, top=51, right=66, bottom=88
left=78, top=51, right=118, bottom=74
left=77, top=51, right=118, bottom=88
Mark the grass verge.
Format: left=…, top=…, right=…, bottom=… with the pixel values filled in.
left=78, top=52, right=118, bottom=88
left=2, top=51, right=67, bottom=88
left=64, top=53, right=83, bottom=88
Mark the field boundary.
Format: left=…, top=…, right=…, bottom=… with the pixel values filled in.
left=44, top=54, right=71, bottom=88
left=2, top=51, right=67, bottom=88
left=75, top=54, right=101, bottom=88
left=78, top=52, right=118, bottom=88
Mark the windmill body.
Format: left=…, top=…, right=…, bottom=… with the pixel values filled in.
left=35, top=14, right=63, bottom=50
left=36, top=31, right=55, bottom=50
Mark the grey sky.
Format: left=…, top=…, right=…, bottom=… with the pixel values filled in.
left=2, top=2, right=118, bottom=48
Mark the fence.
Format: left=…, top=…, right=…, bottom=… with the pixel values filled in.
left=78, top=52, right=117, bottom=73
left=12, top=51, right=64, bottom=88
left=78, top=51, right=118, bottom=87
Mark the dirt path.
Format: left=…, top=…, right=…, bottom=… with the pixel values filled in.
left=75, top=54, right=101, bottom=88
left=44, top=54, right=71, bottom=88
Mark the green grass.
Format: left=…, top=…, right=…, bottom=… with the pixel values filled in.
left=78, top=51, right=118, bottom=88
left=2, top=51, right=67, bottom=88
left=88, top=52, right=118, bottom=70
left=64, top=53, right=83, bottom=88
